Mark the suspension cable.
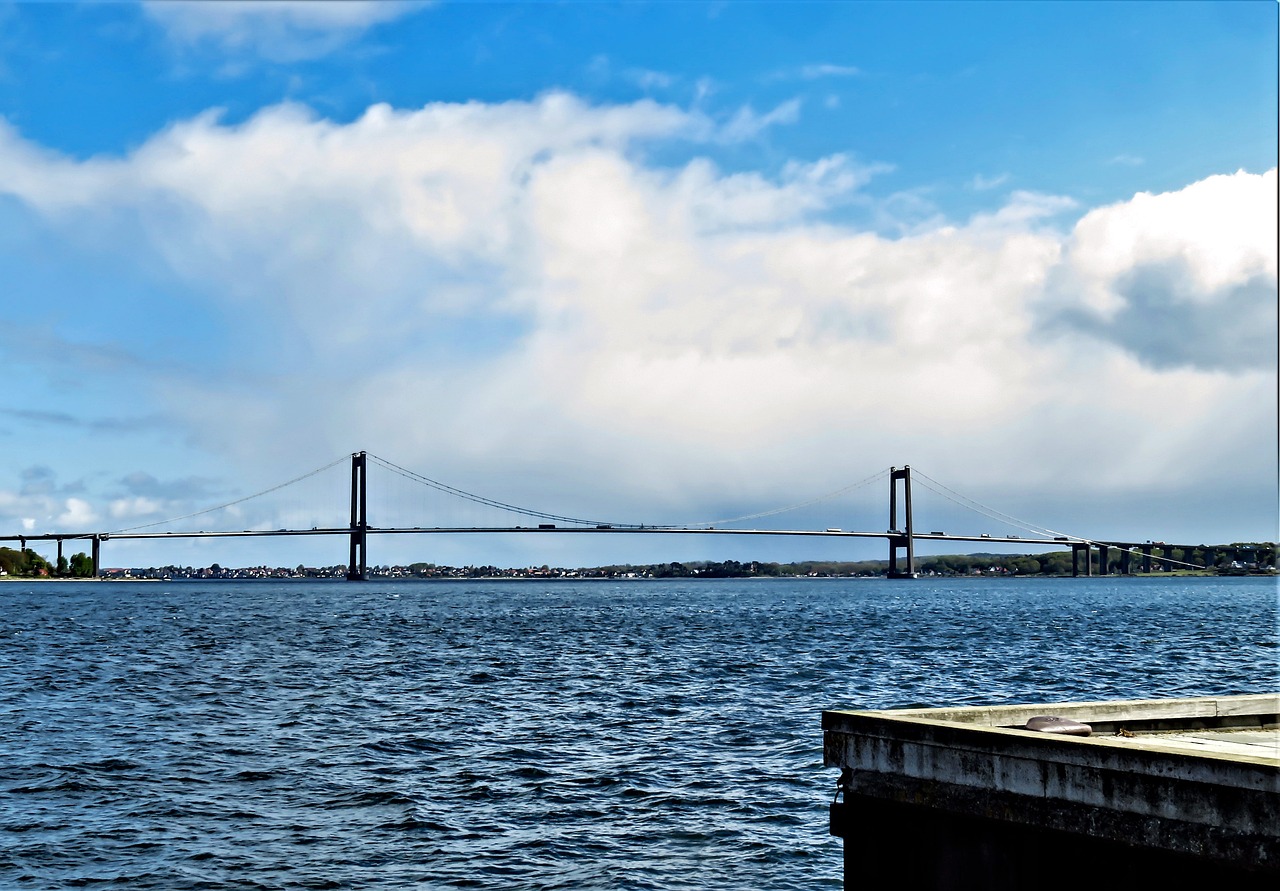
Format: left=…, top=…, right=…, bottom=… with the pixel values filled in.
left=366, top=453, right=628, bottom=528
left=106, top=455, right=351, bottom=534
left=368, top=453, right=891, bottom=531
left=910, top=469, right=1076, bottom=540
left=910, top=468, right=1214, bottom=570
left=682, top=468, right=891, bottom=528
left=95, top=451, right=1231, bottom=572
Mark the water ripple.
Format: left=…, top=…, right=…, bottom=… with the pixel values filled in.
left=0, top=576, right=1275, bottom=889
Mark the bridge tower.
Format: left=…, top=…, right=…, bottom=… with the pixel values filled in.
left=887, top=465, right=916, bottom=579
left=347, top=451, right=368, bottom=581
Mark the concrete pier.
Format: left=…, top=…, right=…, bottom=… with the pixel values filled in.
left=823, top=694, right=1279, bottom=889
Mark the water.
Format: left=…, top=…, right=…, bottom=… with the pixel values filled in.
left=1, top=576, right=1276, bottom=889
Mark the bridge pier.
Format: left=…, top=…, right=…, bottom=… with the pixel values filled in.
left=1141, top=545, right=1152, bottom=573
left=1097, top=544, right=1110, bottom=576
left=1071, top=543, right=1095, bottom=577
left=887, top=466, right=916, bottom=578
left=92, top=535, right=100, bottom=578
left=347, top=451, right=368, bottom=581
left=1119, top=545, right=1132, bottom=576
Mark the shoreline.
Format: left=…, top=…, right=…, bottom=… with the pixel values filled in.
left=6, top=570, right=1261, bottom=583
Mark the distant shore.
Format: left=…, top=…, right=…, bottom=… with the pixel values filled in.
left=6, top=545, right=1274, bottom=583
left=6, top=568, right=1266, bottom=582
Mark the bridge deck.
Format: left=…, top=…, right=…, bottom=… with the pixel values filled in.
left=0, top=526, right=1080, bottom=545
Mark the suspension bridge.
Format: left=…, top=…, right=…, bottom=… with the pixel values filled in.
left=1, top=452, right=1249, bottom=580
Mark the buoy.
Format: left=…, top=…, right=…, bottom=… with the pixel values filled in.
left=1024, top=715, right=1092, bottom=736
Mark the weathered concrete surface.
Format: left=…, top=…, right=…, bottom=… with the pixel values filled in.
left=823, top=694, right=1279, bottom=889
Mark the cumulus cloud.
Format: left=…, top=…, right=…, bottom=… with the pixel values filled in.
left=143, top=0, right=424, bottom=62
left=0, top=95, right=1274, bottom=542
left=1042, top=169, right=1278, bottom=371
left=718, top=98, right=803, bottom=142
left=107, top=496, right=164, bottom=521
left=55, top=497, right=96, bottom=529
left=0, top=468, right=99, bottom=533
left=0, top=464, right=240, bottom=537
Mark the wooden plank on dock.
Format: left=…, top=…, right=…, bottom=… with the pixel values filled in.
left=1125, top=728, right=1280, bottom=759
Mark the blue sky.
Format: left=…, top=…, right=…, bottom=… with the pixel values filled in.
left=1, top=1, right=1276, bottom=570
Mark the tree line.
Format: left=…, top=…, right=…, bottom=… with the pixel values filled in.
left=5, top=543, right=1271, bottom=581
left=590, top=545, right=1276, bottom=578
left=0, top=547, right=94, bottom=578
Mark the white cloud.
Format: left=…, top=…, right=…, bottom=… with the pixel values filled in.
left=108, top=497, right=164, bottom=520
left=765, top=63, right=861, bottom=82
left=1042, top=169, right=1277, bottom=371
left=0, top=485, right=98, bottom=534
left=1059, top=169, right=1276, bottom=306
left=55, top=498, right=97, bottom=529
left=143, top=0, right=425, bottom=62
left=718, top=98, right=802, bottom=142
left=970, top=172, right=1010, bottom=191
left=973, top=190, right=1078, bottom=227
left=1, top=96, right=1274, bottom=544
left=799, top=63, right=861, bottom=79
left=629, top=68, right=677, bottom=90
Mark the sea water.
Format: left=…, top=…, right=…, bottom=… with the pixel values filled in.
left=2, top=576, right=1276, bottom=889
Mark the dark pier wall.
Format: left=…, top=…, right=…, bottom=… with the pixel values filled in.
left=824, top=697, right=1279, bottom=890
left=832, top=794, right=1262, bottom=890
